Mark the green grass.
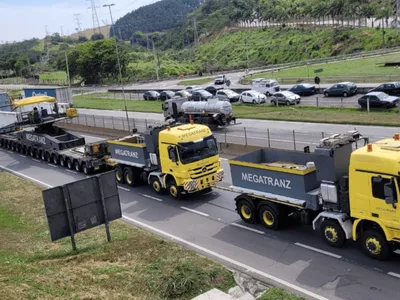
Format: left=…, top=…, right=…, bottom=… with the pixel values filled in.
left=73, top=96, right=400, bottom=127
left=259, top=288, right=304, bottom=300
left=178, top=77, right=213, bottom=86
left=39, top=71, right=67, bottom=81
left=244, top=52, right=400, bottom=84
left=0, top=172, right=236, bottom=299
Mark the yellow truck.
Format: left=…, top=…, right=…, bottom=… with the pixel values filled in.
left=107, top=121, right=224, bottom=199
left=229, top=131, right=400, bottom=260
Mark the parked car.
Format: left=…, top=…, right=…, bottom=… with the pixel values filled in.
left=323, top=82, right=357, bottom=97
left=185, top=85, right=202, bottom=93
left=216, top=89, right=240, bottom=102
left=143, top=90, right=160, bottom=100
left=204, top=85, right=223, bottom=95
left=174, top=90, right=192, bottom=98
left=239, top=90, right=267, bottom=104
left=368, top=82, right=400, bottom=96
left=288, top=83, right=316, bottom=96
left=270, top=91, right=301, bottom=106
left=251, top=78, right=280, bottom=96
left=358, top=92, right=400, bottom=109
left=214, top=74, right=226, bottom=85
left=159, top=90, right=175, bottom=100
left=190, top=89, right=213, bottom=101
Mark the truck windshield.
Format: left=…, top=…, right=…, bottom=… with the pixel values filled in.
left=178, top=135, right=218, bottom=164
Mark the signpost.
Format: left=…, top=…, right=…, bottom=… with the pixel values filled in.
left=314, top=68, right=323, bottom=74
left=42, top=171, right=121, bottom=250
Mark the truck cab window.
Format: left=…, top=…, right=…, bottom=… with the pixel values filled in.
left=372, top=176, right=391, bottom=200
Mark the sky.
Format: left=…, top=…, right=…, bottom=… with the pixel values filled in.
left=0, top=0, right=158, bottom=43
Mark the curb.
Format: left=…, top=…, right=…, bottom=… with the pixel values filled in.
left=215, top=185, right=236, bottom=193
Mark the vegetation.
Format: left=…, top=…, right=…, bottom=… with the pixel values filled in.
left=178, top=77, right=214, bottom=86
left=259, top=288, right=304, bottom=300
left=0, top=172, right=236, bottom=299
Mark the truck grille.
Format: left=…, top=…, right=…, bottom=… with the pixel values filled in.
left=190, top=162, right=218, bottom=179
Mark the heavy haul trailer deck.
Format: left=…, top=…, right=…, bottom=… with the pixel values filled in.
left=229, top=131, right=400, bottom=260
left=107, top=122, right=225, bottom=200
left=0, top=125, right=108, bottom=175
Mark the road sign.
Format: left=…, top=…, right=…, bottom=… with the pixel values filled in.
left=314, top=68, right=323, bottom=74
left=42, top=170, right=121, bottom=250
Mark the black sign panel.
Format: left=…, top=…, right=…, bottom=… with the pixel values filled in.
left=42, top=171, right=121, bottom=242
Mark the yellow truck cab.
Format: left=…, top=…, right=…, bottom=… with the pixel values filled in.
left=349, top=134, right=400, bottom=259
left=107, top=121, right=224, bottom=199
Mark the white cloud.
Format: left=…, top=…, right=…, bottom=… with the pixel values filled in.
left=0, top=0, right=157, bottom=42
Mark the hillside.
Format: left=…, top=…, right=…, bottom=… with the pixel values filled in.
left=112, top=0, right=201, bottom=40
left=70, top=25, right=111, bottom=40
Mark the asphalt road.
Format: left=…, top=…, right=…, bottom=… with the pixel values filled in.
left=76, top=108, right=400, bottom=151
left=1, top=134, right=400, bottom=300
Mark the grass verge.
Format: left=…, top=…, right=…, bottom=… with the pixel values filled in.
left=73, top=96, right=400, bottom=127
left=0, top=172, right=236, bottom=299
left=178, top=77, right=213, bottom=86
left=259, top=288, right=304, bottom=300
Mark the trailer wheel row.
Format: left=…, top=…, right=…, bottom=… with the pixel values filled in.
left=0, top=137, right=94, bottom=175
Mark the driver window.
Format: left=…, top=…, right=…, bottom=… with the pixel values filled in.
left=372, top=176, right=391, bottom=200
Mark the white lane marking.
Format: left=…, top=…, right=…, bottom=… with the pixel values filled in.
left=140, top=194, right=163, bottom=202
left=231, top=222, right=265, bottom=235
left=295, top=243, right=342, bottom=259
left=0, top=165, right=332, bottom=300
left=19, top=155, right=26, bottom=158
left=388, top=272, right=400, bottom=279
left=0, top=165, right=53, bottom=188
left=180, top=206, right=209, bottom=217
left=123, top=216, right=329, bottom=300
left=118, top=186, right=131, bottom=192
left=47, top=164, right=58, bottom=168
left=32, top=159, right=41, bottom=163
left=65, top=169, right=78, bottom=174
left=7, top=150, right=13, bottom=154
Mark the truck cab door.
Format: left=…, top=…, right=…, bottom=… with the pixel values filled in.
left=369, top=175, right=399, bottom=229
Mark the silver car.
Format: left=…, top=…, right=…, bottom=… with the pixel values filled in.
left=270, top=91, right=300, bottom=105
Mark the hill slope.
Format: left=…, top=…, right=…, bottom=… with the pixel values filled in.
left=70, top=25, right=111, bottom=40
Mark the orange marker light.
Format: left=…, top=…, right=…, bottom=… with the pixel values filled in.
left=367, top=144, right=373, bottom=152
left=190, top=119, right=194, bottom=125
left=167, top=126, right=171, bottom=131
left=394, top=133, right=400, bottom=140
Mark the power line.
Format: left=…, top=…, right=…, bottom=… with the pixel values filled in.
left=87, top=0, right=101, bottom=34
left=74, top=14, right=83, bottom=32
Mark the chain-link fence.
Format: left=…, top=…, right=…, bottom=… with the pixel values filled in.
left=62, top=113, right=392, bottom=151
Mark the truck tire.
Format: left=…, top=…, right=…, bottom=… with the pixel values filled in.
left=82, top=163, right=93, bottom=175
left=115, top=166, right=124, bottom=184
left=150, top=177, right=164, bottom=195
left=40, top=150, right=46, bottom=161
left=236, top=198, right=256, bottom=224
left=320, top=219, right=346, bottom=248
left=168, top=179, right=182, bottom=200
left=361, top=229, right=392, bottom=261
left=67, top=159, right=73, bottom=170
left=74, top=161, right=81, bottom=172
left=124, top=167, right=137, bottom=187
left=59, top=157, right=65, bottom=167
left=46, top=152, right=52, bottom=162
left=258, top=204, right=280, bottom=230
left=52, top=154, right=58, bottom=165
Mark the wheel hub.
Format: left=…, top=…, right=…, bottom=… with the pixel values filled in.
left=325, top=227, right=338, bottom=243
left=263, top=211, right=274, bottom=226
left=366, top=237, right=381, bottom=255
left=241, top=205, right=251, bottom=219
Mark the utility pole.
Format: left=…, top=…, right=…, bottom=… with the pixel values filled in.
left=74, top=14, right=82, bottom=32
left=65, top=52, right=71, bottom=87
left=193, top=17, right=198, bottom=45
left=152, top=39, right=159, bottom=80
left=245, top=37, right=249, bottom=69
left=104, top=3, right=130, bottom=131
left=87, top=0, right=101, bottom=35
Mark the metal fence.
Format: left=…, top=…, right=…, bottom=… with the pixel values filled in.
left=61, top=113, right=393, bottom=152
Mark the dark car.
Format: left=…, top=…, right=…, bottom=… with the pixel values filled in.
left=323, top=82, right=357, bottom=97
left=204, top=85, right=223, bottom=96
left=288, top=83, right=316, bottom=96
left=368, top=82, right=400, bottom=96
left=190, top=89, right=213, bottom=101
left=358, top=92, right=399, bottom=109
left=159, top=90, right=175, bottom=100
left=143, top=90, right=160, bottom=100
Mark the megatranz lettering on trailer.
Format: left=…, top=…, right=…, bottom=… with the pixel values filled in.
left=25, top=133, right=46, bottom=145
left=242, top=173, right=291, bottom=189
left=115, top=148, right=139, bottom=158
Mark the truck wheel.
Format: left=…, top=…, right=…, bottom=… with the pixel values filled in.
left=124, top=167, right=137, bottom=187
left=52, top=154, right=58, bottom=165
left=150, top=177, right=164, bottom=195
left=74, top=161, right=81, bottom=172
left=259, top=205, right=280, bottom=230
left=67, top=159, right=73, bottom=170
left=40, top=150, right=46, bottom=161
left=82, top=163, right=93, bottom=175
left=236, top=198, right=256, bottom=224
left=29, top=148, right=35, bottom=157
left=59, top=157, right=65, bottom=167
left=115, top=166, right=124, bottom=184
left=46, top=152, right=52, bottom=162
left=320, top=219, right=346, bottom=248
left=361, top=229, right=392, bottom=261
left=168, top=180, right=182, bottom=200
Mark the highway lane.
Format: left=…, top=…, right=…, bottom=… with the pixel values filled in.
left=75, top=108, right=400, bottom=151
left=2, top=143, right=400, bottom=300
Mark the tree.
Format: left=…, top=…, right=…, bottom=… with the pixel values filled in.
left=91, top=33, right=104, bottom=41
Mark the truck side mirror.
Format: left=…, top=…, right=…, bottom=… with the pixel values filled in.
left=384, top=178, right=398, bottom=206
left=168, top=145, right=177, bottom=162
